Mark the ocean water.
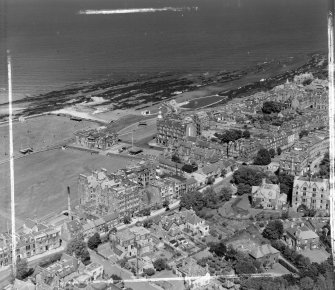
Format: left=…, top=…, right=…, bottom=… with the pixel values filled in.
left=0, top=0, right=328, bottom=102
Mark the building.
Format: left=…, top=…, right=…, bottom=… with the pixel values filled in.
left=249, top=244, right=280, bottom=270
left=112, top=226, right=152, bottom=259
left=284, top=224, right=320, bottom=251
left=74, top=127, right=118, bottom=150
left=35, top=253, right=82, bottom=289
left=78, top=169, right=143, bottom=221
left=175, top=257, right=210, bottom=289
left=292, top=176, right=330, bottom=211
left=0, top=219, right=62, bottom=267
left=119, top=163, right=157, bottom=187
left=251, top=179, right=287, bottom=210
left=156, top=113, right=201, bottom=146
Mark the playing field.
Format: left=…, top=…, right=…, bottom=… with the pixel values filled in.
left=0, top=115, right=98, bottom=162
left=0, top=149, right=137, bottom=232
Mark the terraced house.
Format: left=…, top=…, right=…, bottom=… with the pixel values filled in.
left=0, top=219, right=62, bottom=267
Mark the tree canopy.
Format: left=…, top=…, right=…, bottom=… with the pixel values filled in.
left=254, top=148, right=272, bottom=165
left=262, top=101, right=282, bottom=114
left=87, top=232, right=102, bottom=250
left=232, top=167, right=266, bottom=186
left=66, top=234, right=90, bottom=264
left=262, top=220, right=284, bottom=240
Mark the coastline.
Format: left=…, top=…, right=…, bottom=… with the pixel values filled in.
left=0, top=52, right=327, bottom=124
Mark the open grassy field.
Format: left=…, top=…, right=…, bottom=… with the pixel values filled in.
left=0, top=115, right=98, bottom=162
left=0, top=149, right=136, bottom=232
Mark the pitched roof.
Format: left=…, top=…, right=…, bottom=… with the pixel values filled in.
left=250, top=244, right=279, bottom=259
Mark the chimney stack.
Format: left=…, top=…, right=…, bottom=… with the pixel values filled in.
left=67, top=186, right=72, bottom=221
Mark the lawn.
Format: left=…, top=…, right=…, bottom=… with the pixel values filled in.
left=181, top=95, right=226, bottom=109
left=301, top=248, right=330, bottom=263
left=0, top=149, right=135, bottom=232
left=0, top=115, right=98, bottom=162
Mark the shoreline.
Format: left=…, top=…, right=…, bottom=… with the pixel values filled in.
left=0, top=52, right=327, bottom=123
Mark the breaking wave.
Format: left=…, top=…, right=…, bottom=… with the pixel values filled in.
left=78, top=7, right=198, bottom=15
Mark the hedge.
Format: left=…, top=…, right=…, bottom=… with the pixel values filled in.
left=278, top=259, right=298, bottom=274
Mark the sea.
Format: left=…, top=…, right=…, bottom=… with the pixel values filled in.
left=0, top=0, right=328, bottom=103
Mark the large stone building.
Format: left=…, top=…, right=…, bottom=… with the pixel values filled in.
left=74, top=127, right=118, bottom=150
left=156, top=112, right=201, bottom=146
left=292, top=176, right=330, bottom=211
left=78, top=169, right=143, bottom=221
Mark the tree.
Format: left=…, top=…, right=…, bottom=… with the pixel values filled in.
left=220, top=168, right=227, bottom=177
left=207, top=176, right=215, bottom=185
left=262, top=101, right=282, bottom=114
left=299, top=130, right=309, bottom=139
left=319, top=152, right=330, bottom=178
left=111, top=274, right=122, bottom=283
left=143, top=268, right=155, bottom=276
left=123, top=215, right=131, bottom=224
left=262, top=220, right=284, bottom=240
left=16, top=258, right=29, bottom=280
left=203, top=187, right=220, bottom=209
left=153, top=258, right=167, bottom=271
left=242, top=130, right=251, bottom=139
left=235, top=258, right=258, bottom=274
left=208, top=241, right=227, bottom=257
left=300, top=276, right=314, bottom=290
left=269, top=148, right=276, bottom=158
left=143, top=219, right=153, bottom=228
left=171, top=154, right=181, bottom=163
left=236, top=183, right=251, bottom=196
left=278, top=172, right=294, bottom=204
left=87, top=232, right=102, bottom=250
left=163, top=200, right=170, bottom=208
left=232, top=167, right=266, bottom=186
left=313, top=275, right=328, bottom=290
left=66, top=235, right=90, bottom=264
left=277, top=147, right=282, bottom=155
left=219, top=187, right=232, bottom=202
left=254, top=148, right=271, bottom=165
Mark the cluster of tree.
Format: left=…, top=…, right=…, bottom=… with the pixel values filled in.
left=240, top=273, right=334, bottom=290
left=215, top=129, right=250, bottom=156
left=233, top=166, right=267, bottom=196
left=299, top=130, right=309, bottom=139
left=254, top=148, right=272, bottom=165
left=143, top=268, right=155, bottom=276
left=38, top=252, right=63, bottom=268
left=262, top=101, right=283, bottom=114
left=277, top=171, right=294, bottom=203
left=171, top=154, right=181, bottom=163
left=262, top=220, right=284, bottom=240
left=138, top=208, right=151, bottom=217
left=320, top=222, right=331, bottom=253
left=143, top=218, right=153, bottom=228
left=318, top=152, right=330, bottom=179
left=197, top=255, right=232, bottom=275
left=208, top=241, right=261, bottom=275
left=66, top=234, right=90, bottom=265
left=16, top=258, right=34, bottom=280
left=180, top=186, right=232, bottom=212
left=153, top=258, right=168, bottom=271
left=123, top=215, right=131, bottom=224
left=87, top=232, right=102, bottom=250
